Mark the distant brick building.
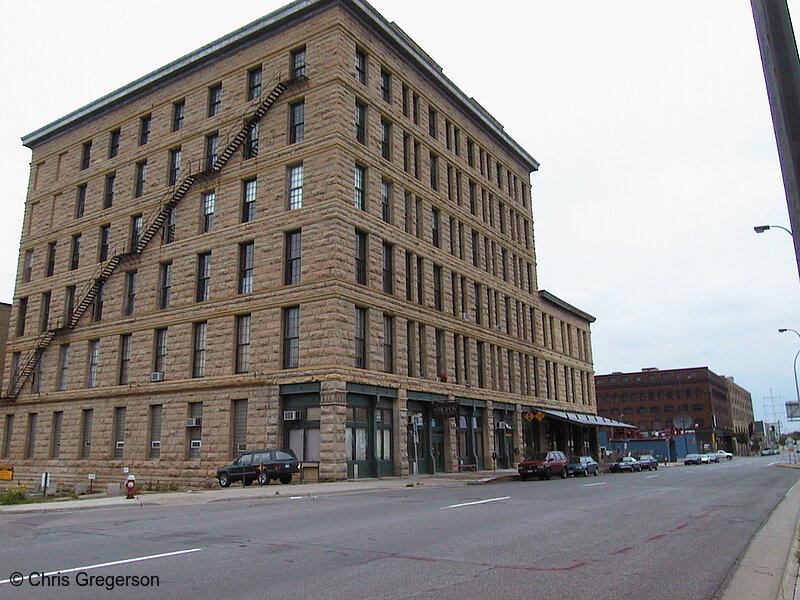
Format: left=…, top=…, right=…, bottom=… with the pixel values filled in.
left=595, top=367, right=754, bottom=454
left=1, top=0, right=598, bottom=486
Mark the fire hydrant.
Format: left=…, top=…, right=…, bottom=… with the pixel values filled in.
left=125, top=475, right=136, bottom=499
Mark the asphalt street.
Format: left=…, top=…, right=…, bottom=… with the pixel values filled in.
left=0, top=455, right=797, bottom=600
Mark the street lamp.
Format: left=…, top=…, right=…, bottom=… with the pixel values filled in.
left=754, top=224, right=794, bottom=235
left=778, top=328, right=800, bottom=407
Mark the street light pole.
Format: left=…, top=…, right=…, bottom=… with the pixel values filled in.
left=754, top=224, right=794, bottom=236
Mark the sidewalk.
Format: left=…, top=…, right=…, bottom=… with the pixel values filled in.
left=0, top=468, right=519, bottom=514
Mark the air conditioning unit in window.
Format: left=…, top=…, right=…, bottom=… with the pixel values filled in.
left=190, top=440, right=202, bottom=449
left=115, top=441, right=124, bottom=449
left=283, top=410, right=301, bottom=421
left=185, top=418, right=202, bottom=428
left=462, top=312, right=469, bottom=321
left=150, top=371, right=165, bottom=382
left=236, top=443, right=247, bottom=452
left=150, top=441, right=161, bottom=449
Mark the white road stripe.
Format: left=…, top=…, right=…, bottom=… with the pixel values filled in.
left=645, top=475, right=660, bottom=479
left=442, top=496, right=510, bottom=509
left=582, top=482, right=607, bottom=487
left=0, top=548, right=201, bottom=586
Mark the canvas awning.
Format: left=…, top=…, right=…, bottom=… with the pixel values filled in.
left=538, top=409, right=637, bottom=430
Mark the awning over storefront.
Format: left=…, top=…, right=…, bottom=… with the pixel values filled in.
left=539, top=409, right=637, bottom=430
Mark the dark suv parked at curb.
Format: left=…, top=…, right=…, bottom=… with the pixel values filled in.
left=637, top=455, right=659, bottom=471
left=518, top=451, right=569, bottom=480
left=217, top=449, right=301, bottom=487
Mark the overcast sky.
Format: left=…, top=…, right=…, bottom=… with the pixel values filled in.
left=2, top=1, right=799, bottom=429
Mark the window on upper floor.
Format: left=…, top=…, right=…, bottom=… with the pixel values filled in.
left=139, top=114, right=151, bottom=145
left=283, top=306, right=299, bottom=369
left=208, top=84, right=222, bottom=117
left=242, top=178, right=256, bottom=223
left=355, top=49, right=367, bottom=84
left=169, top=147, right=182, bottom=186
left=172, top=100, right=185, bottom=132
left=355, top=230, right=367, bottom=285
left=381, top=119, right=392, bottom=160
left=104, top=172, right=116, bottom=208
left=134, top=160, right=147, bottom=198
left=288, top=164, right=303, bottom=209
left=289, top=100, right=304, bottom=143
left=109, top=129, right=120, bottom=158
left=247, top=66, right=262, bottom=101
left=428, top=107, right=437, bottom=138
left=354, top=164, right=366, bottom=210
left=235, top=314, right=251, bottom=374
left=238, top=241, right=254, bottom=294
left=291, top=46, right=307, bottom=79
left=354, top=306, right=367, bottom=369
left=75, top=184, right=87, bottom=218
left=202, top=192, right=215, bottom=233
left=285, top=230, right=301, bottom=285
left=380, top=179, right=392, bottom=224
left=381, top=68, right=392, bottom=103
left=355, top=100, right=366, bottom=144
left=81, top=141, right=92, bottom=170
left=196, top=252, right=211, bottom=302
left=205, top=133, right=218, bottom=170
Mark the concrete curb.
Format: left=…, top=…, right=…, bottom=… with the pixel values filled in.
left=718, top=479, right=800, bottom=600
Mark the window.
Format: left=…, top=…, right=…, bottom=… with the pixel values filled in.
left=80, top=409, right=93, bottom=459
left=130, top=214, right=143, bottom=252
left=187, top=402, right=203, bottom=459
left=432, top=208, right=441, bottom=247
left=291, top=47, right=306, bottom=79
left=208, top=84, right=222, bottom=117
left=428, top=107, right=437, bottom=138
left=57, top=344, right=69, bottom=391
left=169, top=147, right=182, bottom=186
left=51, top=412, right=63, bottom=458
left=119, top=334, right=132, bottom=385
left=242, top=178, right=257, bottom=222
left=2, top=415, right=13, bottom=459
left=196, top=253, right=211, bottom=302
left=23, top=249, right=33, bottom=282
left=93, top=281, right=104, bottom=321
left=433, top=264, right=442, bottom=311
left=134, top=160, right=147, bottom=197
left=283, top=306, right=299, bottom=369
left=354, top=164, right=366, bottom=210
left=87, top=339, right=99, bottom=388
left=355, top=101, right=366, bottom=144
left=109, top=129, right=120, bottom=158
left=39, top=291, right=51, bottom=332
left=402, top=83, right=410, bottom=117
left=172, top=100, right=185, bottom=132
left=235, top=314, right=251, bottom=374
left=205, top=134, right=219, bottom=170
left=70, top=234, right=81, bottom=270
left=354, top=306, right=367, bottom=368
left=381, top=179, right=392, bottom=223
left=139, top=114, right=151, bottom=145
left=285, top=230, right=301, bottom=285
left=383, top=314, right=394, bottom=373
left=154, top=328, right=168, bottom=373
left=158, top=262, right=172, bottom=309
left=124, top=271, right=137, bottom=315
left=99, top=225, right=110, bottom=262
left=162, top=206, right=176, bottom=244
left=355, top=49, right=367, bottom=83
left=430, top=151, right=439, bottom=190
left=192, top=322, right=207, bottom=378
left=289, top=101, right=304, bottom=143
left=75, top=184, right=86, bottom=218
left=355, top=230, right=367, bottom=285
left=247, top=66, right=262, bottom=101
left=25, top=413, right=37, bottom=458
left=382, top=242, right=393, bottom=294
left=64, top=286, right=75, bottom=322
left=149, top=404, right=162, bottom=459
left=202, top=191, right=215, bottom=233
left=244, top=122, right=259, bottom=158
left=381, top=119, right=392, bottom=160
left=113, top=407, right=126, bottom=459
left=380, top=68, right=392, bottom=102
left=81, top=141, right=92, bottom=170
left=104, top=172, right=116, bottom=208
left=412, top=93, right=420, bottom=125
left=238, top=242, right=254, bottom=294
left=288, top=164, right=303, bottom=209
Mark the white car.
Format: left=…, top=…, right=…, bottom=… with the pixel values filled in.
left=715, top=450, right=733, bottom=460
left=699, top=454, right=711, bottom=464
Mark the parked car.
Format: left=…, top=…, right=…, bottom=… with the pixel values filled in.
left=610, top=456, right=641, bottom=472
left=684, top=453, right=703, bottom=465
left=705, top=453, right=719, bottom=463
left=568, top=456, right=599, bottom=477
left=761, top=448, right=780, bottom=456
left=699, top=453, right=711, bottom=464
left=716, top=450, right=733, bottom=460
left=518, top=451, right=569, bottom=480
left=217, top=449, right=301, bottom=487
left=637, top=455, right=659, bottom=471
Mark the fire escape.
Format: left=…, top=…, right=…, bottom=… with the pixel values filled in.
left=2, top=72, right=303, bottom=404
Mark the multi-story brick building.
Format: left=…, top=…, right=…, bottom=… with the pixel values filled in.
left=595, top=367, right=755, bottom=454
left=1, top=0, right=599, bottom=486
left=0, top=303, right=9, bottom=395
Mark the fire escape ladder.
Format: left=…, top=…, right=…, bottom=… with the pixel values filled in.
left=2, top=74, right=300, bottom=402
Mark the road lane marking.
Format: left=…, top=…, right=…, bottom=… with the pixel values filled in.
left=442, top=496, right=510, bottom=509
left=582, top=482, right=607, bottom=487
left=645, top=475, right=660, bottom=479
left=0, top=548, right=201, bottom=586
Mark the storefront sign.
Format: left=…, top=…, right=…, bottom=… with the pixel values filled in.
left=432, top=402, right=458, bottom=418
left=0, top=465, right=13, bottom=481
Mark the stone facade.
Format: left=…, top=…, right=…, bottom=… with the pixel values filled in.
left=1, top=0, right=596, bottom=488
left=0, top=303, right=9, bottom=393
